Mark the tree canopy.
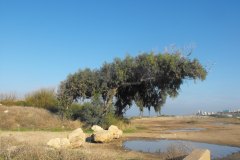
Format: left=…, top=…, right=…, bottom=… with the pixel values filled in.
left=57, top=52, right=207, bottom=117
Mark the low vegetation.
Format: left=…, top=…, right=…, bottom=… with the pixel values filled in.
left=25, top=88, right=59, bottom=113
left=67, top=98, right=130, bottom=129
left=0, top=93, right=21, bottom=106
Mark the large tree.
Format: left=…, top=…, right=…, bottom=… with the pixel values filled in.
left=57, top=52, right=207, bottom=117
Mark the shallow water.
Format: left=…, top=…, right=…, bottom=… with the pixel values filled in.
left=166, top=128, right=205, bottom=132
left=123, top=139, right=240, bottom=159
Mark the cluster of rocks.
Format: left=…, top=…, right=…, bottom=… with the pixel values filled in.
left=91, top=125, right=123, bottom=143
left=47, top=125, right=123, bottom=149
left=47, top=128, right=86, bottom=149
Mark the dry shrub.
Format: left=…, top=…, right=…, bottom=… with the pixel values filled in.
left=0, top=106, right=81, bottom=131
left=0, top=93, right=17, bottom=106
left=164, top=144, right=190, bottom=160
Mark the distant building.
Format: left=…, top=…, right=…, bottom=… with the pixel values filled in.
left=196, top=110, right=215, bottom=116
left=223, top=109, right=230, bottom=113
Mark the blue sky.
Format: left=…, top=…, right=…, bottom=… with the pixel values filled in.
left=1, top=0, right=240, bottom=115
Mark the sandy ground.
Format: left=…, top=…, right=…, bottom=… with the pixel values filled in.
left=0, top=116, right=240, bottom=159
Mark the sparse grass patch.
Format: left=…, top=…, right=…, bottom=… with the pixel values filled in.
left=123, top=128, right=137, bottom=133
left=135, top=126, right=147, bottom=130
left=83, top=128, right=93, bottom=134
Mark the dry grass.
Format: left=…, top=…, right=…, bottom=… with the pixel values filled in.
left=0, top=93, right=17, bottom=106
left=163, top=144, right=189, bottom=160
left=0, top=106, right=81, bottom=131
left=0, top=136, right=86, bottom=160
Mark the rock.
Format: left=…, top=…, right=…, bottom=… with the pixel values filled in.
left=4, top=110, right=9, bottom=113
left=47, top=138, right=70, bottom=149
left=92, top=130, right=113, bottom=143
left=47, top=138, right=60, bottom=149
left=60, top=138, right=71, bottom=147
left=108, top=125, right=123, bottom=139
left=68, top=128, right=86, bottom=148
left=91, top=125, right=104, bottom=132
left=183, top=149, right=210, bottom=160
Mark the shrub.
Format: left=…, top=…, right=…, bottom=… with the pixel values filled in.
left=68, top=101, right=130, bottom=129
left=14, top=100, right=31, bottom=106
left=68, top=103, right=83, bottom=120
left=64, top=95, right=130, bottom=129
left=77, top=102, right=103, bottom=127
left=101, top=112, right=119, bottom=128
left=0, top=93, right=17, bottom=106
left=25, top=88, right=59, bottom=112
left=101, top=112, right=131, bottom=130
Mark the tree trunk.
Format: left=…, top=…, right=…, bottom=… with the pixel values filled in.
left=102, top=88, right=117, bottom=116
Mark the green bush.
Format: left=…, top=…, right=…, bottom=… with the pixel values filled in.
left=68, top=103, right=83, bottom=120
left=14, top=100, right=31, bottom=106
left=77, top=102, right=103, bottom=127
left=101, top=112, right=130, bottom=129
left=68, top=101, right=129, bottom=129
left=101, top=112, right=119, bottom=128
left=64, top=95, right=129, bottom=128
left=25, top=88, right=59, bottom=112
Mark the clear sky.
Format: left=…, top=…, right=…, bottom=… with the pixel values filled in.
left=1, top=0, right=240, bottom=115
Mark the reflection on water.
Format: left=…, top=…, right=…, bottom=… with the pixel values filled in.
left=123, top=139, right=240, bottom=159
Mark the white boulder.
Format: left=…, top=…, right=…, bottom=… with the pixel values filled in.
left=92, top=130, right=113, bottom=143
left=91, top=125, right=104, bottom=132
left=68, top=128, right=86, bottom=148
left=47, top=138, right=70, bottom=149
left=108, top=125, right=123, bottom=139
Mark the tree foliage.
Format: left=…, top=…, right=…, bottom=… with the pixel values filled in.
left=57, top=52, right=207, bottom=117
